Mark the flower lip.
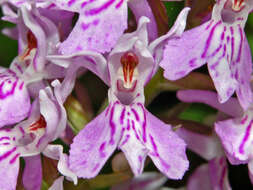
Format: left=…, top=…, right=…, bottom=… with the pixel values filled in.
left=120, top=51, right=139, bottom=88
left=20, top=30, right=37, bottom=60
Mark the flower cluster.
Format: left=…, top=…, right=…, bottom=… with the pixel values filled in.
left=0, top=0, right=253, bottom=189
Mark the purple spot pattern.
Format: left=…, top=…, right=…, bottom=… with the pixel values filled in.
left=0, top=70, right=24, bottom=100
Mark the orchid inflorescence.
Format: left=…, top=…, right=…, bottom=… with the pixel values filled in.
left=0, top=0, right=253, bottom=189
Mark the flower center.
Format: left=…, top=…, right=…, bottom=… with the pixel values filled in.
left=20, top=30, right=37, bottom=60
left=28, top=115, right=46, bottom=133
left=120, top=52, right=139, bottom=89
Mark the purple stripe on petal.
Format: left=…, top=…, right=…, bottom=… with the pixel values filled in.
left=127, top=119, right=130, bottom=130
left=105, top=103, right=111, bottom=116
left=85, top=0, right=116, bottom=16
left=0, top=137, right=10, bottom=142
left=240, top=115, right=248, bottom=124
left=9, top=153, right=20, bottom=164
left=239, top=120, right=253, bottom=154
left=109, top=102, right=118, bottom=145
left=115, top=0, right=124, bottom=9
left=205, top=20, right=214, bottom=30
left=120, top=108, right=126, bottom=124
left=99, top=142, right=106, bottom=158
left=0, top=79, right=18, bottom=99
left=68, top=0, right=76, bottom=6
left=92, top=163, right=100, bottom=172
left=230, top=27, right=235, bottom=61
left=131, top=108, right=139, bottom=121
left=137, top=103, right=147, bottom=143
left=131, top=120, right=140, bottom=140
left=0, top=147, right=16, bottom=162
left=120, top=134, right=130, bottom=146
left=221, top=26, right=226, bottom=41
left=149, top=135, right=159, bottom=157
left=81, top=0, right=96, bottom=8
left=202, top=20, right=222, bottom=58
left=236, top=25, right=243, bottom=63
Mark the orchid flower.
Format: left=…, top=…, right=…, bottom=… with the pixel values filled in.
left=160, top=0, right=253, bottom=110
left=48, top=9, right=191, bottom=179
left=0, top=5, right=66, bottom=127
left=177, top=89, right=253, bottom=184
left=47, top=0, right=159, bottom=54
left=0, top=78, right=77, bottom=190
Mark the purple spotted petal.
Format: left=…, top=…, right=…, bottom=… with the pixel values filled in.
left=0, top=128, right=22, bottom=190
left=128, top=0, right=157, bottom=41
left=177, top=90, right=243, bottom=117
left=22, top=156, right=42, bottom=190
left=0, top=69, right=31, bottom=128
left=161, top=13, right=252, bottom=104
left=53, top=0, right=128, bottom=54
left=215, top=111, right=253, bottom=163
left=188, top=157, right=231, bottom=190
left=69, top=106, right=121, bottom=178
left=145, top=109, right=189, bottom=179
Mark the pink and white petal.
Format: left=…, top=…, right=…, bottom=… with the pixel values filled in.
left=0, top=70, right=31, bottom=128
left=207, top=50, right=237, bottom=103
left=42, top=144, right=77, bottom=185
left=22, top=155, right=42, bottom=190
left=187, top=164, right=212, bottom=190
left=69, top=106, right=121, bottom=178
left=56, top=0, right=128, bottom=54
left=175, top=127, right=223, bottom=161
left=128, top=0, right=157, bottom=41
left=145, top=110, right=189, bottom=179
left=48, top=50, right=110, bottom=86
left=160, top=21, right=211, bottom=81
left=2, top=27, right=18, bottom=40
left=177, top=90, right=243, bottom=117
left=48, top=176, right=64, bottom=190
left=119, top=129, right=148, bottom=176
left=111, top=172, right=167, bottom=190
left=235, top=38, right=253, bottom=110
left=209, top=157, right=231, bottom=190
left=215, top=112, right=253, bottom=163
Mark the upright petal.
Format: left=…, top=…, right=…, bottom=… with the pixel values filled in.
left=145, top=109, right=189, bottom=179
left=69, top=105, right=121, bottom=178
left=0, top=69, right=31, bottom=127
left=128, top=0, right=158, bottom=41
left=52, top=0, right=128, bottom=54
left=22, top=155, right=42, bottom=190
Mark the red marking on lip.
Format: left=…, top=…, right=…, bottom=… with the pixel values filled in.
left=120, top=52, right=139, bottom=84
left=29, top=115, right=46, bottom=132
left=20, top=31, right=37, bottom=60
